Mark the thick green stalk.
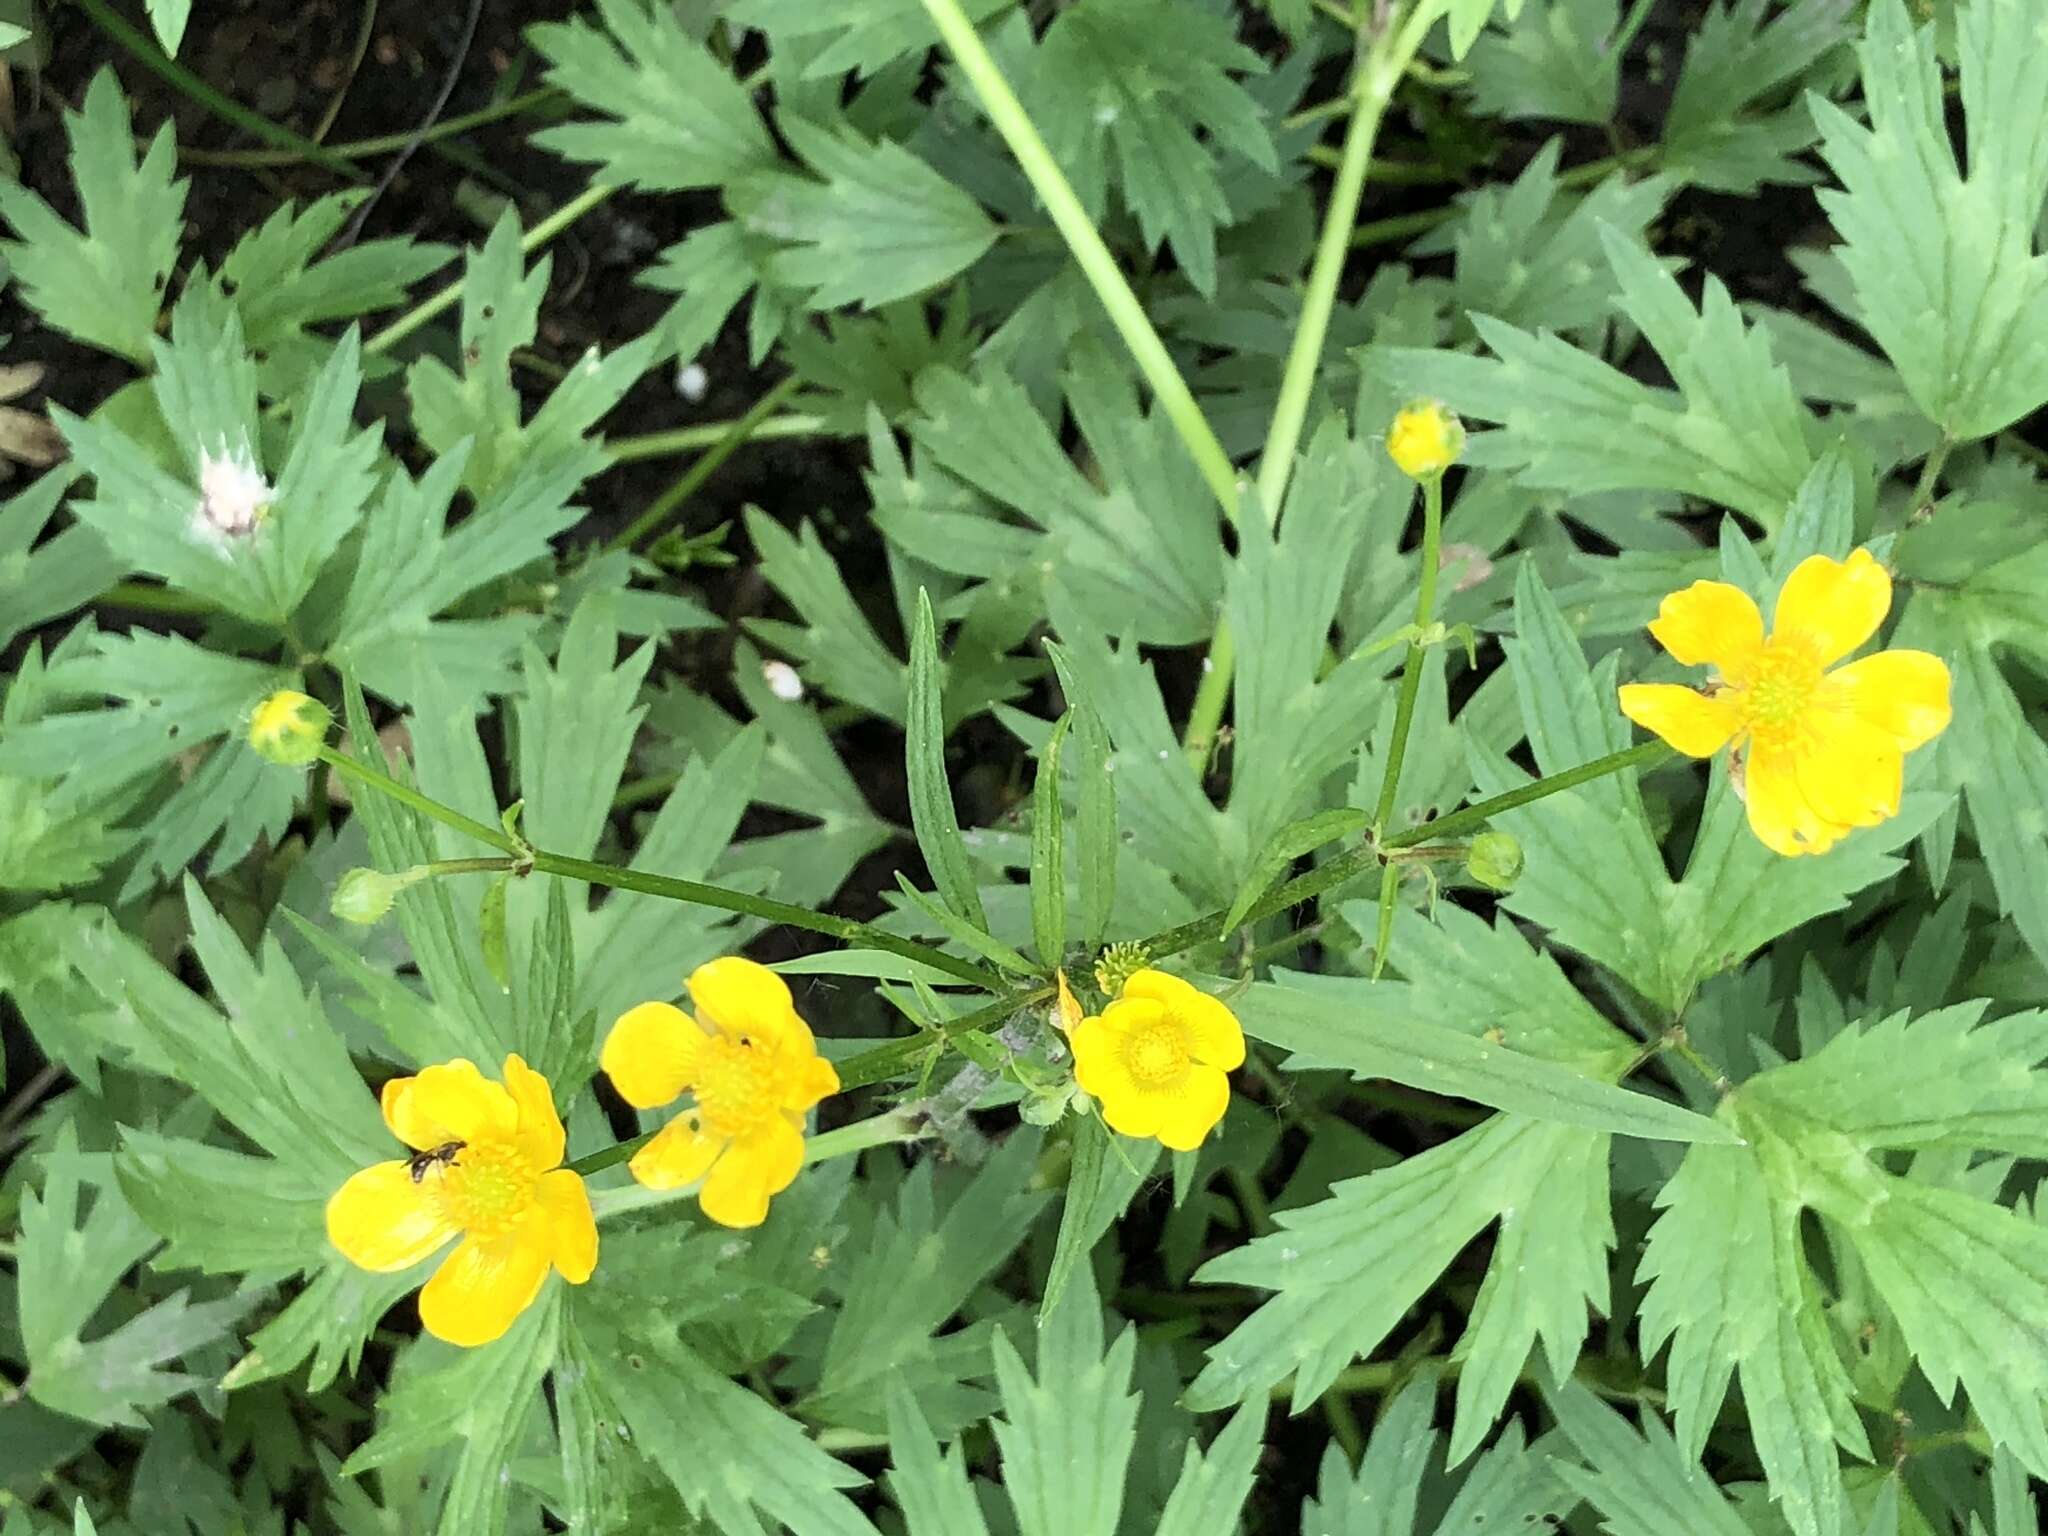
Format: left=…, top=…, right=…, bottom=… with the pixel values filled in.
left=314, top=745, right=1007, bottom=990
left=918, top=0, right=1239, bottom=519
left=1258, top=21, right=1425, bottom=521
left=1181, top=3, right=1434, bottom=766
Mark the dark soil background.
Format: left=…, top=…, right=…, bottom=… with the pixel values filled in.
left=4, top=0, right=1817, bottom=655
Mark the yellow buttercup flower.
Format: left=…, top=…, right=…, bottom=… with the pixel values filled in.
left=1618, top=549, right=1951, bottom=857
left=601, top=957, right=840, bottom=1229
left=1070, top=968, right=1244, bottom=1151
left=326, top=1054, right=596, bottom=1347
left=248, top=689, right=330, bottom=765
left=1385, top=399, right=1464, bottom=480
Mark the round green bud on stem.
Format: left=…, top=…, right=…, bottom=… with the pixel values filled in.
left=1465, top=831, right=1524, bottom=893
left=332, top=868, right=401, bottom=926
left=248, top=690, right=330, bottom=766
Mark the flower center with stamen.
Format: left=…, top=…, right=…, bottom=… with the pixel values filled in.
left=1125, top=1019, right=1191, bottom=1087
left=438, top=1139, right=538, bottom=1239
left=694, top=1037, right=778, bottom=1138
left=1738, top=640, right=1823, bottom=751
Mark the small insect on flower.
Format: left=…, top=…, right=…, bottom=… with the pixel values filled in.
left=407, top=1140, right=465, bottom=1184
left=601, top=957, right=840, bottom=1229
left=247, top=689, right=331, bottom=766
left=326, top=1055, right=596, bottom=1347
left=1618, top=548, right=1952, bottom=857
left=1385, top=399, right=1464, bottom=481
left=1070, top=968, right=1245, bottom=1151
left=194, top=440, right=274, bottom=541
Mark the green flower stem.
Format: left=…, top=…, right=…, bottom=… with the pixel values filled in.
left=1181, top=2, right=1433, bottom=768
left=412, top=856, right=519, bottom=878
left=605, top=375, right=806, bottom=551
left=1382, top=740, right=1673, bottom=848
left=179, top=87, right=563, bottom=168
left=71, top=0, right=368, bottom=181
left=571, top=1107, right=924, bottom=1182
left=1135, top=740, right=1674, bottom=961
left=1910, top=435, right=1953, bottom=511
left=918, top=0, right=1240, bottom=520
left=1370, top=471, right=1445, bottom=836
left=1366, top=471, right=1447, bottom=977
left=313, top=744, right=1009, bottom=990
left=99, top=581, right=217, bottom=617
left=835, top=986, right=1053, bottom=1092
left=363, top=183, right=619, bottom=356
left=1259, top=7, right=1430, bottom=523
left=607, top=404, right=832, bottom=466
left=804, top=1108, right=928, bottom=1162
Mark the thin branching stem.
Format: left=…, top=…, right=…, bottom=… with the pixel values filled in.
left=1134, top=741, right=1675, bottom=962
left=606, top=375, right=807, bottom=551
left=314, top=744, right=1009, bottom=991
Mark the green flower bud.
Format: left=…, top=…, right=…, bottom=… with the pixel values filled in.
left=1017, top=1086, right=1073, bottom=1125
left=1465, top=831, right=1524, bottom=893
left=1091, top=941, right=1151, bottom=998
left=332, top=867, right=401, bottom=926
left=248, top=689, right=330, bottom=766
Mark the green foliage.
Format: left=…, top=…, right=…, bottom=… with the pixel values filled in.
left=0, top=71, right=184, bottom=364
left=728, top=117, right=999, bottom=309
left=19, top=1125, right=253, bottom=1428
left=1813, top=0, right=2048, bottom=440
left=1029, top=0, right=1276, bottom=298
left=6, top=1, right=2048, bottom=1532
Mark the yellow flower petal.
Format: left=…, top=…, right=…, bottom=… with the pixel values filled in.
left=1793, top=714, right=1902, bottom=830
left=502, top=1053, right=565, bottom=1170
left=1152, top=1065, right=1231, bottom=1152
left=325, top=1160, right=458, bottom=1272
left=1096, top=1082, right=1169, bottom=1142
left=1069, top=1015, right=1126, bottom=1103
left=1773, top=549, right=1891, bottom=666
left=1054, top=972, right=1083, bottom=1034
left=698, top=1118, right=805, bottom=1229
left=1121, top=969, right=1246, bottom=1070
left=601, top=1002, right=704, bottom=1110
left=1386, top=400, right=1464, bottom=480
left=1825, top=649, right=1952, bottom=751
left=1617, top=683, right=1741, bottom=758
left=535, top=1169, right=597, bottom=1284
left=380, top=1060, right=518, bottom=1152
left=790, top=1052, right=841, bottom=1114
left=1647, top=581, right=1764, bottom=671
left=417, top=1226, right=552, bottom=1347
left=689, top=955, right=803, bottom=1044
left=1744, top=746, right=1852, bottom=858
left=628, top=1113, right=726, bottom=1190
